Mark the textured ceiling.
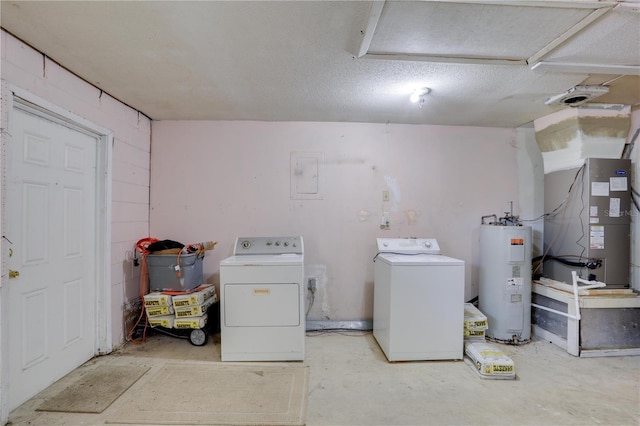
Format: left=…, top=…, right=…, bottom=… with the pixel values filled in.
left=1, top=0, right=639, bottom=128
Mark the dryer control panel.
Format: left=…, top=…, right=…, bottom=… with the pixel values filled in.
left=377, top=238, right=441, bottom=254
left=233, top=236, right=303, bottom=255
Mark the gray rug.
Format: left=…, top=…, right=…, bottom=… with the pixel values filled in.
left=107, top=363, right=309, bottom=425
left=37, top=365, right=150, bottom=413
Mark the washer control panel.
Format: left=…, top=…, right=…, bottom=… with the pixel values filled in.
left=233, top=236, right=303, bottom=255
left=377, top=238, right=441, bottom=254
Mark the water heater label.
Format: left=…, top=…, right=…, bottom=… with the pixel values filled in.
left=508, top=238, right=525, bottom=262
left=507, top=277, right=523, bottom=287
left=511, top=265, right=521, bottom=278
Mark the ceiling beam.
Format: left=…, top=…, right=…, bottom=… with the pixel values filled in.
left=531, top=61, right=640, bottom=75
left=407, top=0, right=616, bottom=8
left=360, top=53, right=526, bottom=66
left=527, top=6, right=613, bottom=64
left=357, top=1, right=384, bottom=58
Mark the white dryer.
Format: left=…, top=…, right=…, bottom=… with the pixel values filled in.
left=220, top=236, right=304, bottom=361
left=373, top=238, right=464, bottom=362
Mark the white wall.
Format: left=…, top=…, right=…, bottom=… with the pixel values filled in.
left=151, top=121, right=520, bottom=320
left=0, top=30, right=151, bottom=346
left=517, top=127, right=545, bottom=258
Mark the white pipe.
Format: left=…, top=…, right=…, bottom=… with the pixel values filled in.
left=532, top=272, right=606, bottom=321
left=571, top=271, right=606, bottom=321
left=531, top=302, right=579, bottom=320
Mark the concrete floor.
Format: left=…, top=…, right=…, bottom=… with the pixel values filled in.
left=8, top=330, right=640, bottom=425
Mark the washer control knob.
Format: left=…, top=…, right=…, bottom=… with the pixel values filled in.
left=275, top=241, right=280, bottom=246
left=383, top=242, right=388, bottom=247
left=424, top=241, right=432, bottom=248
left=241, top=240, right=251, bottom=249
left=284, top=242, right=289, bottom=247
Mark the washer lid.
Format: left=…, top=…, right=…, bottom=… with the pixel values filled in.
left=376, top=253, right=464, bottom=266
left=220, top=253, right=304, bottom=266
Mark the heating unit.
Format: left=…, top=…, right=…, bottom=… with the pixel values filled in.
left=543, top=157, right=631, bottom=288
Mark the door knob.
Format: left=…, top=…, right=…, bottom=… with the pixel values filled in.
left=9, top=270, right=19, bottom=279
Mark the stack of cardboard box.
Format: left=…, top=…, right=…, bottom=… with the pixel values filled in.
left=172, top=285, right=217, bottom=329
left=462, top=303, right=516, bottom=380
left=463, top=303, right=488, bottom=343
left=143, top=284, right=216, bottom=331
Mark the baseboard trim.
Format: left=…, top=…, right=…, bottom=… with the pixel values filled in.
left=306, top=320, right=372, bottom=331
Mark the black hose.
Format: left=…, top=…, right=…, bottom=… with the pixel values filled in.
left=533, top=255, right=601, bottom=269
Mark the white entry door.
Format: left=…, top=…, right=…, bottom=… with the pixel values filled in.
left=7, top=105, right=98, bottom=411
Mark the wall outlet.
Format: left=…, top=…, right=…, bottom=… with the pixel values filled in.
left=380, top=212, right=390, bottom=230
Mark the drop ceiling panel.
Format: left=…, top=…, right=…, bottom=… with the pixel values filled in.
left=540, top=7, right=640, bottom=65
left=1, top=0, right=638, bottom=127
left=368, top=2, right=595, bottom=60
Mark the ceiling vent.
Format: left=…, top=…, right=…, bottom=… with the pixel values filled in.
left=544, top=85, right=609, bottom=107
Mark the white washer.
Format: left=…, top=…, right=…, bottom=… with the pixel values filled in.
left=220, top=236, right=305, bottom=361
left=373, top=238, right=464, bottom=362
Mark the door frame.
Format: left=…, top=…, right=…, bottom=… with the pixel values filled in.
left=0, top=83, right=113, bottom=423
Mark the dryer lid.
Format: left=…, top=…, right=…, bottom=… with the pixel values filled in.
left=220, top=253, right=304, bottom=266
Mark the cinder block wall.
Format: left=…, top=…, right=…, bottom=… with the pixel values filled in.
left=1, top=29, right=152, bottom=345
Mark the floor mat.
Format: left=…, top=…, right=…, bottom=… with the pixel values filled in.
left=37, top=365, right=150, bottom=414
left=107, top=363, right=309, bottom=425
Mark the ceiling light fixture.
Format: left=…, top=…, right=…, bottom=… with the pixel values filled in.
left=410, top=87, right=431, bottom=107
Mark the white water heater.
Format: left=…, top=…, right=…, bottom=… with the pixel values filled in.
left=479, top=224, right=532, bottom=343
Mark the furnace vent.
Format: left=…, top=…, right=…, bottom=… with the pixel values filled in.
left=544, top=85, right=609, bottom=107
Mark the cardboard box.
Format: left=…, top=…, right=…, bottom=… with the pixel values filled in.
left=148, top=315, right=175, bottom=328
left=174, top=295, right=216, bottom=318
left=174, top=314, right=208, bottom=329
left=465, top=342, right=515, bottom=379
left=464, top=328, right=486, bottom=339
left=464, top=303, right=488, bottom=330
left=143, top=292, right=173, bottom=307
left=145, top=305, right=175, bottom=317
left=172, top=284, right=216, bottom=308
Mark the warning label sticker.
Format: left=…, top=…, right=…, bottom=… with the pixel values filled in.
left=590, top=226, right=605, bottom=249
